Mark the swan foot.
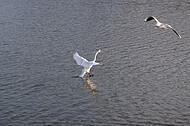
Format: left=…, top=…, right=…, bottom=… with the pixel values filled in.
left=86, top=73, right=94, bottom=77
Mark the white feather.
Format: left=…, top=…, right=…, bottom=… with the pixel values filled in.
left=73, top=50, right=103, bottom=77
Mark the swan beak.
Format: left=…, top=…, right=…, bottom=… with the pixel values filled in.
left=100, top=50, right=103, bottom=52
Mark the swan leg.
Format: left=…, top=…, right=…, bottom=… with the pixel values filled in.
left=86, top=72, right=94, bottom=77
left=89, top=73, right=94, bottom=77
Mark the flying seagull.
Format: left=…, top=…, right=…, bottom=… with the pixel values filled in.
left=144, top=16, right=181, bottom=38
left=73, top=50, right=103, bottom=77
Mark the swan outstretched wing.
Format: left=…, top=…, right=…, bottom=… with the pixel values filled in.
left=73, top=52, right=88, bottom=65
left=73, top=52, right=92, bottom=67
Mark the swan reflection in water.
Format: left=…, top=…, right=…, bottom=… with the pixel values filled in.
left=82, top=77, right=98, bottom=94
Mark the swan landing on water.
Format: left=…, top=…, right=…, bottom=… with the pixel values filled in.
left=144, top=16, right=181, bottom=38
left=73, top=50, right=103, bottom=77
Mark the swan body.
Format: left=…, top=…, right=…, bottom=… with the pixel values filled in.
left=144, top=16, right=181, bottom=38
left=73, top=50, right=103, bottom=77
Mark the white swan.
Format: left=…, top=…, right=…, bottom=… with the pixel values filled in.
left=144, top=16, right=181, bottom=38
left=73, top=50, right=103, bottom=77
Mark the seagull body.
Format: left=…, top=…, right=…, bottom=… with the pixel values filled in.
left=144, top=16, right=181, bottom=38
left=73, top=50, right=103, bottom=77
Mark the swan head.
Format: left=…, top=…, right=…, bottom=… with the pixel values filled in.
left=98, top=50, right=103, bottom=53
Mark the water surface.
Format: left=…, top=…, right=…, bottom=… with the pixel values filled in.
left=0, top=0, right=190, bottom=125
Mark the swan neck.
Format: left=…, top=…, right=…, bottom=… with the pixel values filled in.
left=93, top=51, right=99, bottom=62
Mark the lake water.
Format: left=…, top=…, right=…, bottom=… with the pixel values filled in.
left=0, top=0, right=190, bottom=125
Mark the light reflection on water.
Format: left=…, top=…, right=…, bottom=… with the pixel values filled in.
left=82, top=77, right=98, bottom=94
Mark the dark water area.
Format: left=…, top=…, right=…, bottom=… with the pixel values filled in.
left=0, top=0, right=190, bottom=125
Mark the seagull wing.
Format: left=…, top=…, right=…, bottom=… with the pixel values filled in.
left=73, top=52, right=90, bottom=67
left=166, top=24, right=182, bottom=38
left=145, top=16, right=160, bottom=23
